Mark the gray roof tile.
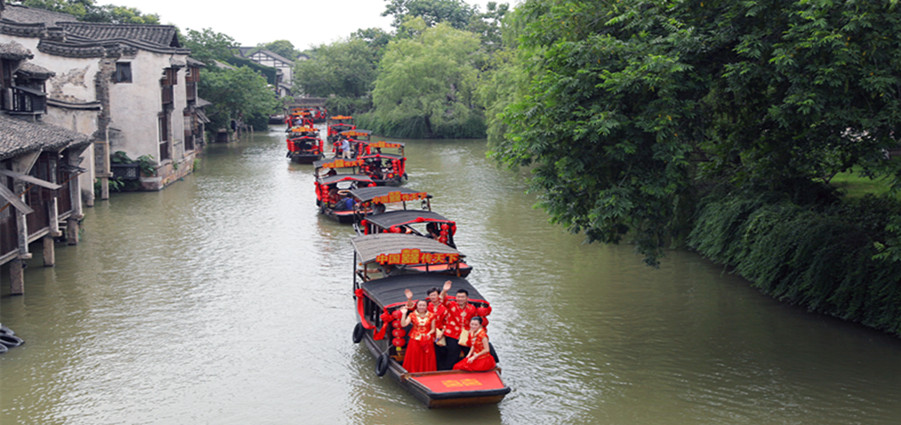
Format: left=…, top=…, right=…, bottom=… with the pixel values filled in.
left=0, top=40, right=32, bottom=60
left=2, top=4, right=78, bottom=26
left=0, top=114, right=91, bottom=160
left=60, top=22, right=180, bottom=47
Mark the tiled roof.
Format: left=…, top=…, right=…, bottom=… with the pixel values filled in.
left=60, top=22, right=180, bottom=47
left=16, top=61, right=54, bottom=78
left=0, top=114, right=91, bottom=161
left=1, top=4, right=78, bottom=26
left=0, top=40, right=32, bottom=60
left=239, top=46, right=294, bottom=65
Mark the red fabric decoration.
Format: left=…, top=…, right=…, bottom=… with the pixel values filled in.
left=481, top=317, right=489, bottom=327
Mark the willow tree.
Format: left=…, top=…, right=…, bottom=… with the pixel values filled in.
left=490, top=0, right=901, bottom=264
left=368, top=20, right=487, bottom=138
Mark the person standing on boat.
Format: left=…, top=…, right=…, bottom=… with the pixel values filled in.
left=340, top=136, right=352, bottom=159
left=426, top=287, right=448, bottom=361
left=438, top=280, right=477, bottom=370
left=400, top=299, right=437, bottom=373
left=453, top=316, right=496, bottom=372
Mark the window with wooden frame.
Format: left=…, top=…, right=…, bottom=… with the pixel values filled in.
left=114, top=62, right=132, bottom=83
left=158, top=112, right=171, bottom=161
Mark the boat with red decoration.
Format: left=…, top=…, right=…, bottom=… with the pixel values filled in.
left=285, top=126, right=324, bottom=163
left=327, top=115, right=356, bottom=143
left=314, top=157, right=374, bottom=223
left=350, top=236, right=508, bottom=408
left=335, top=129, right=372, bottom=158
left=358, top=140, right=407, bottom=186
left=356, top=209, right=473, bottom=276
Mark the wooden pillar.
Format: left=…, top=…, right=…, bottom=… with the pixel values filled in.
left=14, top=181, right=29, bottom=258
left=9, top=258, right=24, bottom=295
left=66, top=218, right=79, bottom=245
left=43, top=234, right=55, bottom=266
left=100, top=176, right=109, bottom=200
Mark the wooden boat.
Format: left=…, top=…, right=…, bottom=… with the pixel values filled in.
left=351, top=267, right=509, bottom=407
left=347, top=186, right=432, bottom=214
left=335, top=129, right=372, bottom=159
left=358, top=140, right=407, bottom=186
left=358, top=209, right=472, bottom=276
left=327, top=115, right=355, bottom=142
left=285, top=126, right=324, bottom=163
left=351, top=232, right=470, bottom=279
left=314, top=157, right=375, bottom=223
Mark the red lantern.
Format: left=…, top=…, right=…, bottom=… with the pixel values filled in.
left=392, top=320, right=403, bottom=328
left=392, top=328, right=406, bottom=338
left=477, top=306, right=491, bottom=317
left=392, top=337, right=406, bottom=347
left=392, top=309, right=403, bottom=320
left=482, top=317, right=489, bottom=327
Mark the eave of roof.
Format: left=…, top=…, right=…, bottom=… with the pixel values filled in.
left=0, top=114, right=91, bottom=161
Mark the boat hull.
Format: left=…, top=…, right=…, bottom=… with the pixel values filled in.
left=358, top=324, right=509, bottom=408
left=289, top=153, right=322, bottom=164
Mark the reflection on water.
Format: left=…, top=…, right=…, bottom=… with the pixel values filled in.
left=2, top=127, right=900, bottom=424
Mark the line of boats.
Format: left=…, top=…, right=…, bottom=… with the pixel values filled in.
left=286, top=111, right=510, bottom=408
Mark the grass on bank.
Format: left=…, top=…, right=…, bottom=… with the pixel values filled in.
left=830, top=170, right=896, bottom=198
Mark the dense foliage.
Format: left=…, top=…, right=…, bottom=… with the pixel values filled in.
left=260, top=40, right=300, bottom=60
left=11, top=0, right=159, bottom=23
left=689, top=191, right=901, bottom=336
left=293, top=38, right=381, bottom=115
left=183, top=29, right=279, bottom=132
left=362, top=20, right=486, bottom=138
left=486, top=0, right=901, bottom=265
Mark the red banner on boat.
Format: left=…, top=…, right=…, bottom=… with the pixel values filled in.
left=372, top=191, right=427, bottom=204
left=369, top=141, right=404, bottom=149
left=375, top=249, right=459, bottom=265
left=321, top=159, right=363, bottom=168
left=409, top=371, right=506, bottom=393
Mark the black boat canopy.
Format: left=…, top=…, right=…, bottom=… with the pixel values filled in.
left=360, top=274, right=486, bottom=308
left=352, top=233, right=462, bottom=264
left=360, top=153, right=403, bottom=160
left=348, top=186, right=430, bottom=203
left=364, top=210, right=453, bottom=229
left=318, top=174, right=374, bottom=185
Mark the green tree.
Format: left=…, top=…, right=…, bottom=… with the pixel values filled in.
left=200, top=66, right=279, bottom=132
left=382, top=0, right=476, bottom=29
left=368, top=21, right=486, bottom=138
left=260, top=40, right=300, bottom=60
left=14, top=0, right=158, bottom=23
left=182, top=28, right=238, bottom=65
left=82, top=5, right=159, bottom=24
left=488, top=0, right=901, bottom=264
left=293, top=38, right=381, bottom=114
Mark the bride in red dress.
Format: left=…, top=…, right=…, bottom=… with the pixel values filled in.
left=453, top=316, right=496, bottom=372
left=401, top=299, right=437, bottom=373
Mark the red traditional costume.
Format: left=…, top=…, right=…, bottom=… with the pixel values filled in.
left=443, top=298, right=476, bottom=344
left=453, top=328, right=496, bottom=371
left=402, top=310, right=437, bottom=373
left=428, top=301, right=447, bottom=330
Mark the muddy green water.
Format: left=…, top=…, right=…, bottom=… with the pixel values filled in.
left=2, top=127, right=900, bottom=424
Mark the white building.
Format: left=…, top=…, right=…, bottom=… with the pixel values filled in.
left=237, top=47, right=296, bottom=98
left=1, top=2, right=206, bottom=193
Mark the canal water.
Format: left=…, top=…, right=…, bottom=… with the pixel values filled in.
left=2, top=127, right=900, bottom=425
